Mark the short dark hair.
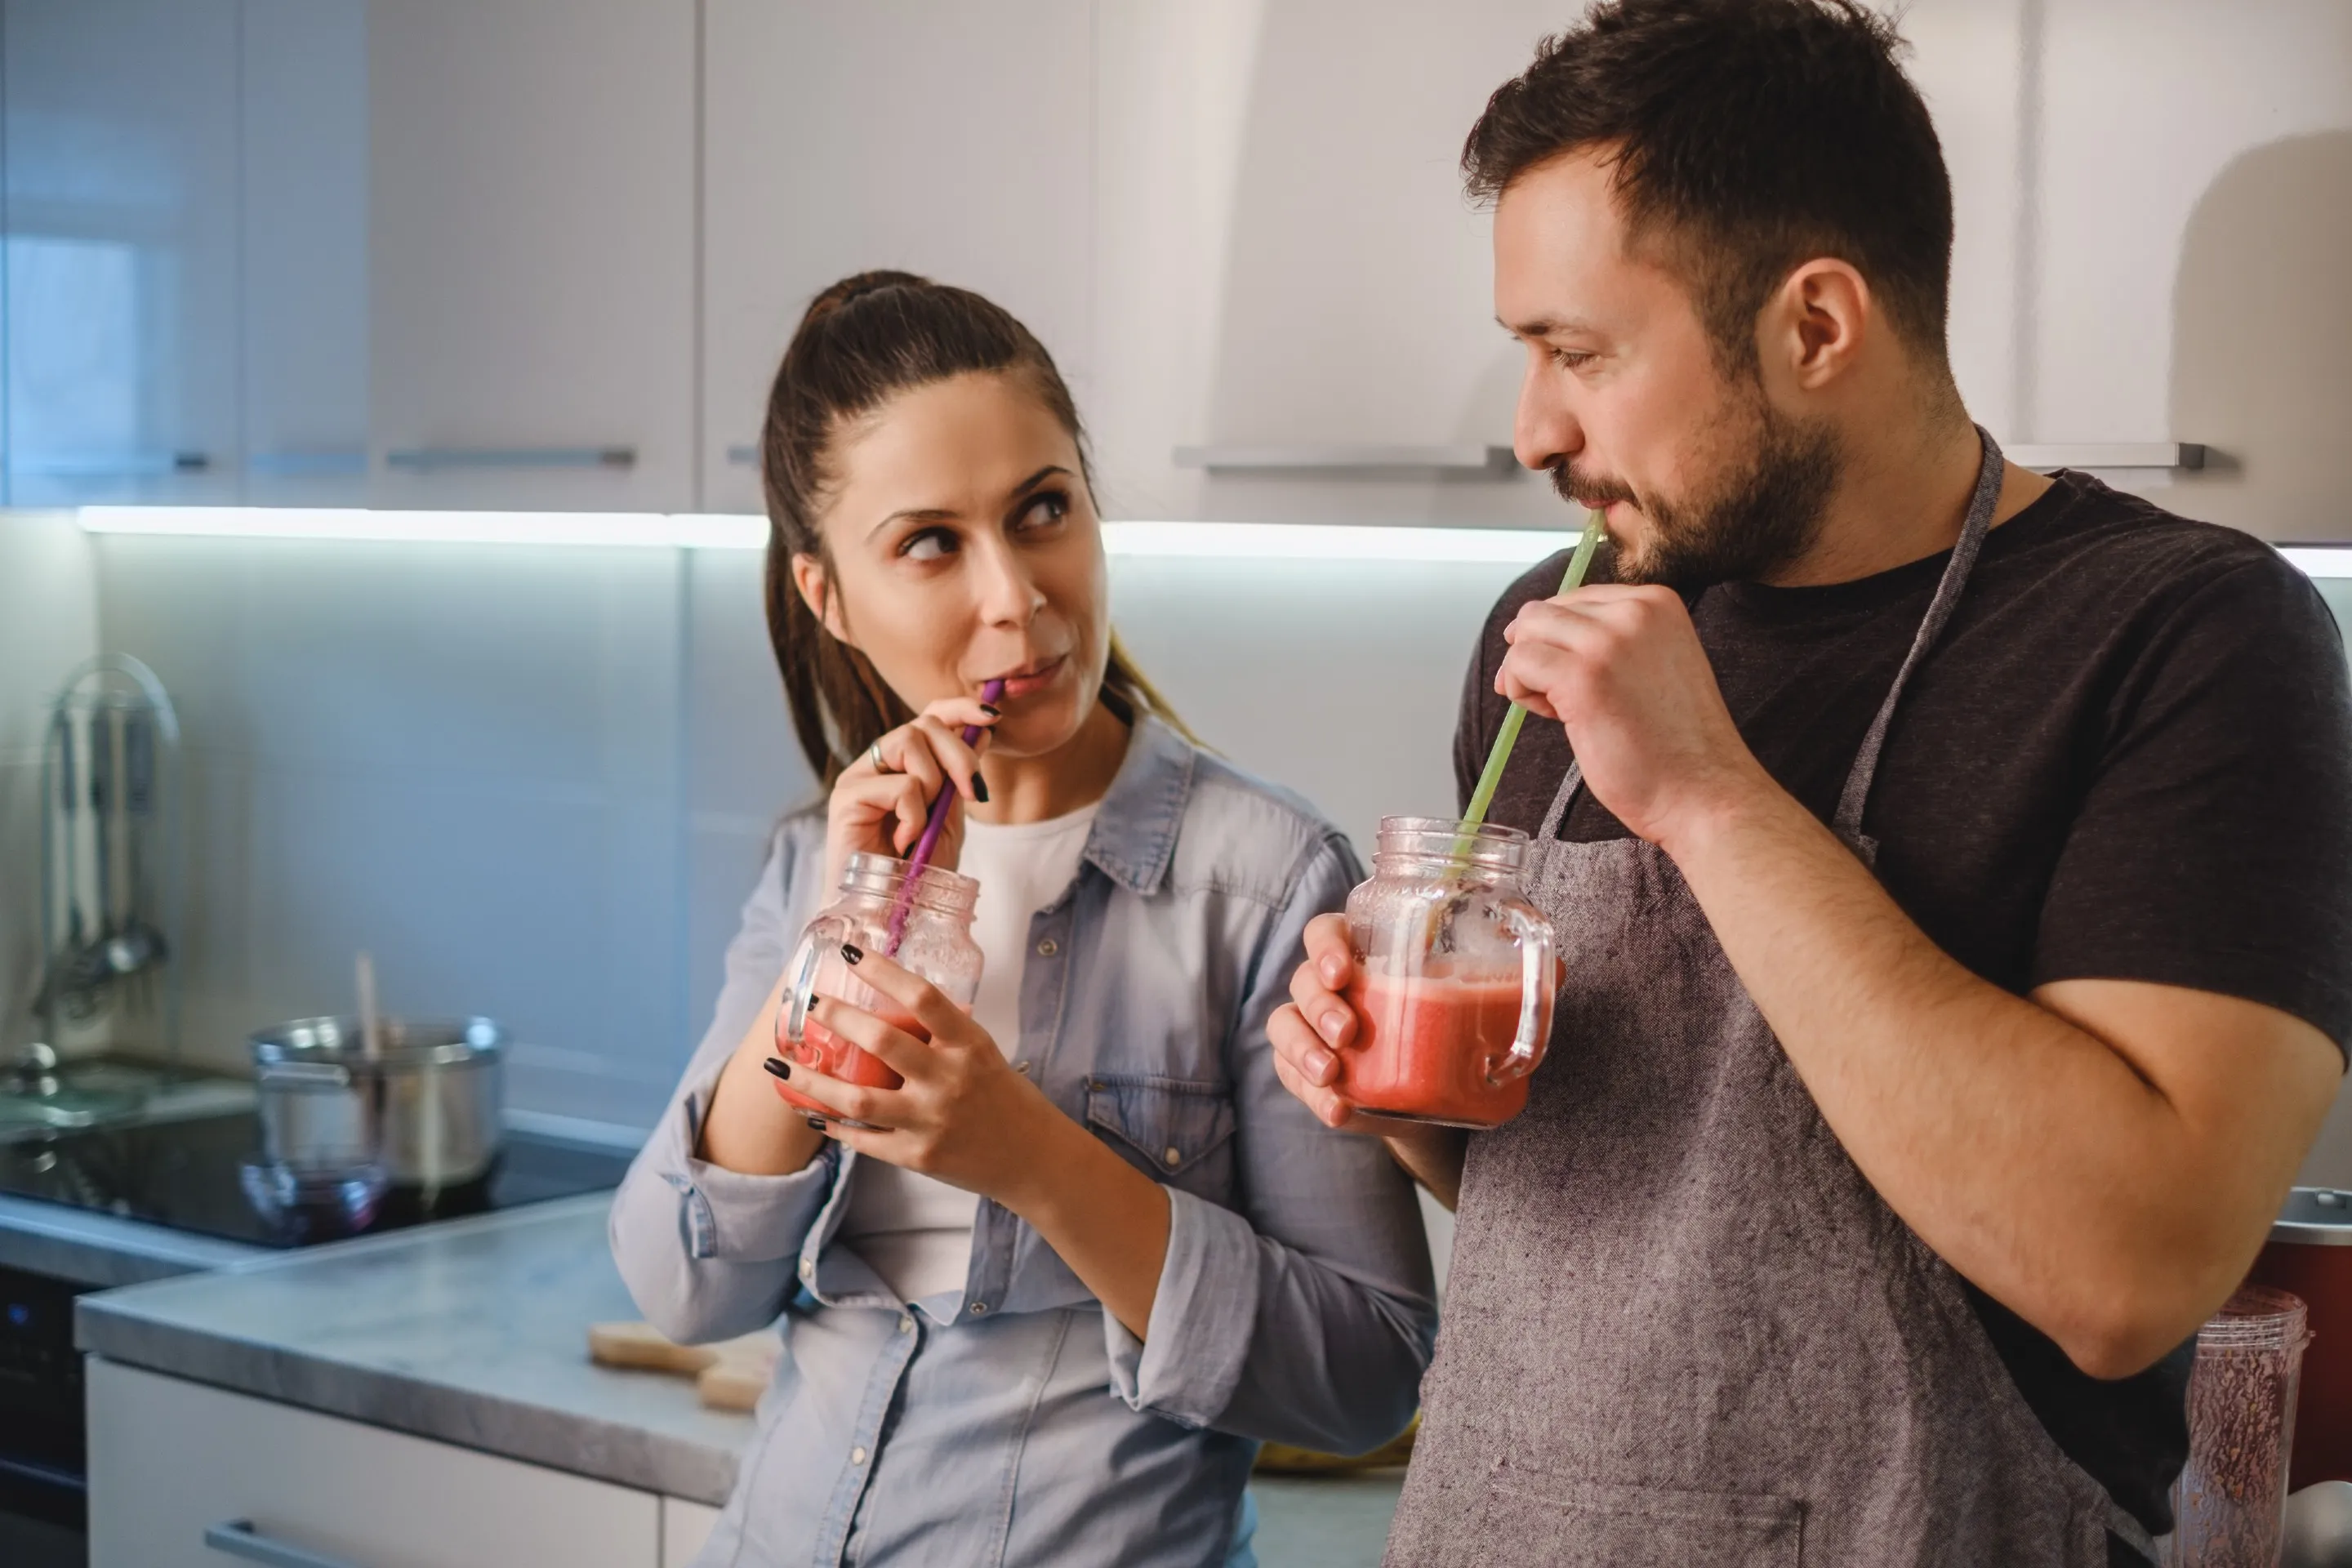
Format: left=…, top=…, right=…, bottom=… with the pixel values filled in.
left=1464, top=0, right=1954, bottom=373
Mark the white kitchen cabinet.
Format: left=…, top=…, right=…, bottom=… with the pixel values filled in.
left=699, top=0, right=1095, bottom=515
left=661, top=1496, right=722, bottom=1567
left=366, top=0, right=696, bottom=513
left=1868, top=1, right=2352, bottom=541
left=2, top=0, right=243, bottom=509
left=87, top=1357, right=662, bottom=1568
left=1089, top=0, right=1574, bottom=528
left=239, top=0, right=372, bottom=509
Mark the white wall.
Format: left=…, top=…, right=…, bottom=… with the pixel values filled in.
left=0, top=511, right=101, bottom=1049
left=89, top=534, right=697, bottom=1123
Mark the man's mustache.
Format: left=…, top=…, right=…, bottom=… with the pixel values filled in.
left=1549, top=460, right=1637, bottom=511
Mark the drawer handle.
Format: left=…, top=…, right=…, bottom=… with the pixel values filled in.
left=385, top=445, right=636, bottom=472
left=203, top=1519, right=363, bottom=1568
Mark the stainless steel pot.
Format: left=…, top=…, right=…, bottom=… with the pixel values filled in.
left=248, top=1017, right=506, bottom=1188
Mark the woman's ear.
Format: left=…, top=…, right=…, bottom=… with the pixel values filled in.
left=791, top=553, right=853, bottom=645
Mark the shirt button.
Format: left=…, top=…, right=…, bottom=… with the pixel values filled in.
left=1163, top=1147, right=1182, bottom=1167
left=1013, top=1059, right=1031, bottom=1076
left=1036, top=938, right=1058, bottom=957
left=798, top=1258, right=814, bottom=1281
left=851, top=1446, right=867, bottom=1465
left=898, top=1315, right=914, bottom=1334
left=970, top=1302, right=989, bottom=1316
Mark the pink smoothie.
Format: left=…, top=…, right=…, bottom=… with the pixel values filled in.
left=1341, top=973, right=1535, bottom=1128
left=773, top=998, right=924, bottom=1116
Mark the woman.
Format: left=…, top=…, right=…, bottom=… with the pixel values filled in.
left=610, top=271, right=1435, bottom=1567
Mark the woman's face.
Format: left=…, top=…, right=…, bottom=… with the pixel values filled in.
left=795, top=372, right=1111, bottom=760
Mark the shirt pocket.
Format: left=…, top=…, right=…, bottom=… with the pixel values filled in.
left=1083, top=1074, right=1237, bottom=1202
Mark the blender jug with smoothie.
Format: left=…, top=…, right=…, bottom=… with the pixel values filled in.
left=1341, top=817, right=1557, bottom=1129
left=776, top=853, right=983, bottom=1127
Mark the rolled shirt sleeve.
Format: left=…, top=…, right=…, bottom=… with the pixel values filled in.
left=609, top=818, right=845, bottom=1344
left=1105, top=832, right=1440, bottom=1455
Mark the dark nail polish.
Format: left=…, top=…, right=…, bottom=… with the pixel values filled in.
left=806, top=1116, right=828, bottom=1132
left=979, top=704, right=1001, bottom=718
left=763, top=1056, right=791, bottom=1080
left=972, top=773, right=990, bottom=804
left=841, top=942, right=863, bottom=965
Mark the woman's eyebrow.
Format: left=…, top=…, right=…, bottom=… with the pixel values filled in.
left=865, top=466, right=1075, bottom=540
left=1009, top=464, right=1074, bottom=498
left=867, top=504, right=956, bottom=541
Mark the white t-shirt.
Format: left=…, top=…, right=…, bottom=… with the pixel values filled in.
left=839, top=803, right=1101, bottom=1303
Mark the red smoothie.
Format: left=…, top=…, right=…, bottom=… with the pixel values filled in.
left=774, top=995, right=927, bottom=1118
left=1341, top=973, right=1537, bottom=1128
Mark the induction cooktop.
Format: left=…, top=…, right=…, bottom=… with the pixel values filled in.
left=0, top=1110, right=632, bottom=1248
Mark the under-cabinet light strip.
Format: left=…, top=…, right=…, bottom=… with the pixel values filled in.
left=74, top=507, right=1579, bottom=565
left=2279, top=548, right=2352, bottom=580
left=75, top=506, right=769, bottom=550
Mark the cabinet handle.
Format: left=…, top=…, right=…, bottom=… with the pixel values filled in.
left=203, top=1519, right=363, bottom=1568
left=11, top=450, right=212, bottom=477
left=1173, top=444, right=1517, bottom=476
left=2006, top=443, right=2204, bottom=471
left=725, top=444, right=759, bottom=467
left=247, top=449, right=368, bottom=477
left=385, top=446, right=636, bottom=472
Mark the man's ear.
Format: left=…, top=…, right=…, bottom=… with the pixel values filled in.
left=791, top=552, right=853, bottom=645
left=1763, top=257, right=1872, bottom=392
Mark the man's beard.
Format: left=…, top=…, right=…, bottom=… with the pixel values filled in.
left=1552, top=399, right=1840, bottom=592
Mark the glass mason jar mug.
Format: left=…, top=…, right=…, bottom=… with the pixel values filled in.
left=775, top=853, right=984, bottom=1129
left=1339, top=817, right=1557, bottom=1129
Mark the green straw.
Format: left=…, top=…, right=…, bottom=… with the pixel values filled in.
left=1459, top=510, right=1608, bottom=831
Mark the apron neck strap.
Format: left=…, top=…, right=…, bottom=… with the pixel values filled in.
left=1830, top=425, right=2005, bottom=840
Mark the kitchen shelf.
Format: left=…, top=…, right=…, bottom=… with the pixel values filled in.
left=2008, top=443, right=2205, bottom=472
left=1173, top=445, right=1520, bottom=477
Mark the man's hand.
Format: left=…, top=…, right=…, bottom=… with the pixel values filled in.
left=1268, top=914, right=1470, bottom=1208
left=1496, top=584, right=1771, bottom=852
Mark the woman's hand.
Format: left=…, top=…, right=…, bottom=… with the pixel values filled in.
left=826, top=697, right=1000, bottom=889
left=786, top=944, right=1173, bottom=1338
left=782, top=945, right=1061, bottom=1205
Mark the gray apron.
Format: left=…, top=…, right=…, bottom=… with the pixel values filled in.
left=1385, top=430, right=2157, bottom=1566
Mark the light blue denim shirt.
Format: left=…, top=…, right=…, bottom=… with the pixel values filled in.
left=610, top=715, right=1437, bottom=1568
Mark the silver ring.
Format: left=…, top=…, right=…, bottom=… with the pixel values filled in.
left=868, top=741, right=889, bottom=773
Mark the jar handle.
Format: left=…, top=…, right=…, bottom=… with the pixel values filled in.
left=779, top=925, right=827, bottom=1049
left=1490, top=905, right=1557, bottom=1085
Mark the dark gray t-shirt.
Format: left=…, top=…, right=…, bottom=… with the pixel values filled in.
left=1453, top=470, right=2352, bottom=1538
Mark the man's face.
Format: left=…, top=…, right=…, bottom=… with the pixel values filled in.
left=1494, top=151, right=1837, bottom=590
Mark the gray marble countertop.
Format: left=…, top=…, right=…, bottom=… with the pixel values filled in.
left=75, top=1192, right=755, bottom=1504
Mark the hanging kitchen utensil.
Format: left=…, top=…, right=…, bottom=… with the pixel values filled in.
left=31, top=655, right=186, bottom=1067
left=105, top=710, right=170, bottom=1009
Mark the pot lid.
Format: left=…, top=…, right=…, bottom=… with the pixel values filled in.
left=2272, top=1186, right=2352, bottom=1245
left=249, top=1015, right=506, bottom=1069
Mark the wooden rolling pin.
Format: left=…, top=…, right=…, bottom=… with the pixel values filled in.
left=589, top=1321, right=779, bottom=1413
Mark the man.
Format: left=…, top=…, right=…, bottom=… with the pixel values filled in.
left=1267, top=2, right=2352, bottom=1563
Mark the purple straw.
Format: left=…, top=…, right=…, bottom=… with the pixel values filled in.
left=882, top=677, right=1005, bottom=956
